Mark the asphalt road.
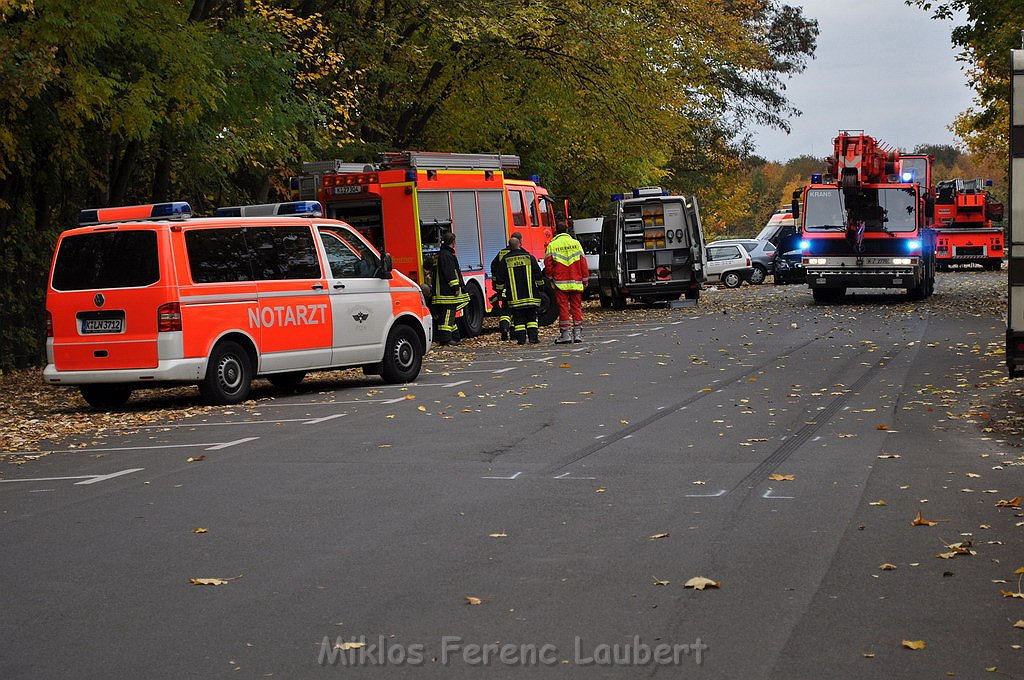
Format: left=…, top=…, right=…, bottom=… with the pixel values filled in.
left=2, top=271, right=1022, bottom=679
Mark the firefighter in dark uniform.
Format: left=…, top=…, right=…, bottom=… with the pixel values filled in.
left=493, top=236, right=545, bottom=344
left=488, top=231, right=523, bottom=341
left=431, top=231, right=469, bottom=346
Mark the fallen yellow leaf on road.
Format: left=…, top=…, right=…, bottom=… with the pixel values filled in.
left=912, top=511, right=938, bottom=526
left=769, top=474, right=795, bottom=481
left=596, top=487, right=606, bottom=493
left=869, top=500, right=887, bottom=506
left=901, top=640, right=926, bottom=650
left=1001, top=591, right=1024, bottom=599
left=334, top=641, right=367, bottom=651
left=192, top=528, right=208, bottom=534
left=877, top=454, right=901, bottom=459
left=190, top=578, right=229, bottom=586
left=876, top=424, right=889, bottom=431
left=649, top=532, right=670, bottom=540
left=186, top=455, right=206, bottom=463
left=862, top=652, right=875, bottom=658
left=417, top=406, right=426, bottom=412
left=465, top=596, right=482, bottom=605
left=1014, top=567, right=1024, bottom=575
left=404, top=395, right=415, bottom=400
left=559, top=363, right=571, bottom=369
left=995, top=496, right=1022, bottom=508
left=684, top=577, right=720, bottom=590
left=1014, top=620, right=1024, bottom=629
left=619, top=419, right=629, bottom=425
left=653, top=577, right=670, bottom=586
left=489, top=533, right=508, bottom=538
left=879, top=563, right=897, bottom=570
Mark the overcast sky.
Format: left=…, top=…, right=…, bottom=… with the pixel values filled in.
left=750, top=0, right=974, bottom=162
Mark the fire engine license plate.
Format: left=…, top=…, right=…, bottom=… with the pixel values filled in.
left=81, top=318, right=123, bottom=334
left=333, top=185, right=364, bottom=195
left=864, top=257, right=890, bottom=264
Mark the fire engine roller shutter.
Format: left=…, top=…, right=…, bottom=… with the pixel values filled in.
left=479, top=190, right=507, bottom=276
left=452, top=191, right=483, bottom=270
left=417, top=190, right=452, bottom=238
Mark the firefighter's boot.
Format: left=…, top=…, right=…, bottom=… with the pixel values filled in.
left=554, top=328, right=573, bottom=344
left=527, top=327, right=540, bottom=344
left=572, top=326, right=583, bottom=343
left=515, top=330, right=527, bottom=345
left=499, top=319, right=510, bottom=342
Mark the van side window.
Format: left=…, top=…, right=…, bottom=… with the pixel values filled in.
left=246, top=226, right=322, bottom=280
left=185, top=228, right=253, bottom=283
left=508, top=191, right=526, bottom=227
left=319, top=228, right=379, bottom=278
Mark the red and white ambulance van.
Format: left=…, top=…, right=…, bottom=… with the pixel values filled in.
left=44, top=201, right=432, bottom=408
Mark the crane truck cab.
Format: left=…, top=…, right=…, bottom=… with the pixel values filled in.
left=597, top=187, right=707, bottom=307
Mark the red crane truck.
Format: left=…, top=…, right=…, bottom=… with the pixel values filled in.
left=794, top=131, right=936, bottom=302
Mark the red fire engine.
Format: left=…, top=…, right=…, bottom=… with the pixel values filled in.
left=295, top=152, right=561, bottom=336
left=795, top=131, right=936, bottom=302
left=933, top=178, right=1005, bottom=270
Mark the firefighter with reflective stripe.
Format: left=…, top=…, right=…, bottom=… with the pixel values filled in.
left=431, top=231, right=469, bottom=346
left=493, top=236, right=544, bottom=344
left=489, top=231, right=523, bottom=341
left=544, top=220, right=589, bottom=344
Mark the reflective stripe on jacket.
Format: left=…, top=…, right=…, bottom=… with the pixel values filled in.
left=499, top=249, right=545, bottom=308
left=432, top=246, right=470, bottom=308
left=544, top=232, right=590, bottom=292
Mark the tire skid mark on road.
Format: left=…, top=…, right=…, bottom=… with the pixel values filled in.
left=727, top=348, right=904, bottom=495
left=540, top=333, right=825, bottom=475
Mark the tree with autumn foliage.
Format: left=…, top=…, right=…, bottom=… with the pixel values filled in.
left=910, top=0, right=1024, bottom=183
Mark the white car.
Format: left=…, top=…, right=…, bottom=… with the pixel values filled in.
left=704, top=243, right=754, bottom=288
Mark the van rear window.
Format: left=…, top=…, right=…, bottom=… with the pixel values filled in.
left=51, top=231, right=159, bottom=291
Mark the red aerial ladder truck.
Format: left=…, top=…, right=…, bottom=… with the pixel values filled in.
left=294, top=152, right=562, bottom=336
left=933, top=178, right=1005, bottom=270
left=794, top=131, right=936, bottom=302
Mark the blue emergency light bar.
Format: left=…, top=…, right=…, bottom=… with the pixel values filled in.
left=611, top=193, right=625, bottom=202
left=985, top=179, right=993, bottom=187
left=79, top=201, right=192, bottom=225
left=901, top=171, right=915, bottom=182
left=528, top=174, right=541, bottom=184
left=906, top=239, right=921, bottom=252
left=810, top=173, right=823, bottom=183
left=798, top=239, right=810, bottom=251
left=214, top=201, right=324, bottom=218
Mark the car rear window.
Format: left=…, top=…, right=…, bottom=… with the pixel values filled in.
left=51, top=230, right=160, bottom=291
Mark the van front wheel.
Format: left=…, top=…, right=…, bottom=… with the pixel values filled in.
left=200, top=341, right=253, bottom=405
left=382, top=325, right=423, bottom=383
left=80, top=385, right=132, bottom=410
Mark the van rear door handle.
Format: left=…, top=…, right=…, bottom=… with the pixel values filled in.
left=333, top=283, right=345, bottom=289
left=311, top=283, right=324, bottom=290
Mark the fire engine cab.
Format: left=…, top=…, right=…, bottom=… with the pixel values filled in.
left=796, top=131, right=937, bottom=302
left=933, top=178, right=1004, bottom=270
left=44, top=201, right=432, bottom=408
left=295, top=151, right=562, bottom=335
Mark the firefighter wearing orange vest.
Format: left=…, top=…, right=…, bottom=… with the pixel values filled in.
left=544, top=220, right=589, bottom=344
left=431, top=231, right=469, bottom=346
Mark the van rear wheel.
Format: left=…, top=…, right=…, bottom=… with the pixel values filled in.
left=80, top=385, right=132, bottom=410
left=200, top=340, right=253, bottom=405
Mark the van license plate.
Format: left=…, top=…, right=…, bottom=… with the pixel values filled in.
left=81, top=318, right=123, bottom=334
left=333, top=185, right=364, bottom=195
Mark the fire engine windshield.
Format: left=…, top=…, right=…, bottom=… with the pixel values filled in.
left=803, top=189, right=847, bottom=230
left=804, top=187, right=917, bottom=233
